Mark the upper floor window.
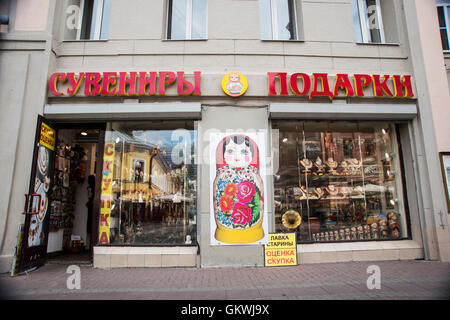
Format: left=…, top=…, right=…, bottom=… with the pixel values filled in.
left=64, top=0, right=111, bottom=40
left=352, top=0, right=385, bottom=43
left=351, top=0, right=399, bottom=44
left=259, top=0, right=298, bottom=40
left=167, top=0, right=207, bottom=40
left=437, top=0, right=450, bottom=51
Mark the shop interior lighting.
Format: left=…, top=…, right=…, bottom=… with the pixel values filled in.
left=81, top=131, right=87, bottom=136
left=282, top=137, right=288, bottom=143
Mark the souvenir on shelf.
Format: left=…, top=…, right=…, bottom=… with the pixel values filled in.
left=341, top=160, right=351, bottom=175
left=340, top=186, right=351, bottom=197
left=329, top=230, right=335, bottom=241
left=334, top=230, right=339, bottom=241
left=300, top=158, right=313, bottom=172
left=387, top=211, right=401, bottom=238
left=363, top=224, right=371, bottom=239
left=325, top=157, right=338, bottom=175
left=371, top=223, right=379, bottom=239
left=378, top=215, right=389, bottom=239
left=351, top=226, right=357, bottom=240
left=324, top=232, right=329, bottom=241
left=357, top=225, right=364, bottom=240
left=339, top=228, right=345, bottom=240
left=349, top=158, right=362, bottom=174
left=344, top=228, right=351, bottom=240
left=314, top=157, right=325, bottom=175
left=326, top=185, right=340, bottom=198
left=314, top=187, right=324, bottom=199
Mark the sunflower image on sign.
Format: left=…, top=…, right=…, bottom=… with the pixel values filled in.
left=212, top=134, right=265, bottom=244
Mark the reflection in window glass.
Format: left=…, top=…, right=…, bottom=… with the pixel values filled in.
left=260, top=0, right=297, bottom=40
left=352, top=0, right=385, bottom=43
left=272, top=121, right=408, bottom=243
left=99, top=122, right=197, bottom=245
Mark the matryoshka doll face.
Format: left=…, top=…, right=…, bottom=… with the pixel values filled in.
left=223, top=138, right=253, bottom=168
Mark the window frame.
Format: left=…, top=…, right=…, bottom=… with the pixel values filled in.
left=437, top=2, right=450, bottom=52
left=260, top=0, right=299, bottom=41
left=166, top=0, right=208, bottom=40
left=271, top=120, right=412, bottom=244
left=74, top=0, right=110, bottom=41
left=353, top=0, right=386, bottom=44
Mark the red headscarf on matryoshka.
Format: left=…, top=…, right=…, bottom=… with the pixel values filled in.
left=216, top=134, right=260, bottom=171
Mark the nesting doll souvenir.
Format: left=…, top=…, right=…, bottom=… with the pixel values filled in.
left=363, top=224, right=371, bottom=239
left=334, top=230, right=339, bottom=241
left=388, top=211, right=401, bottom=238
left=344, top=228, right=351, bottom=240
left=351, top=227, right=358, bottom=240
left=212, top=134, right=265, bottom=244
left=371, top=223, right=379, bottom=239
left=378, top=215, right=389, bottom=239
left=357, top=225, right=364, bottom=240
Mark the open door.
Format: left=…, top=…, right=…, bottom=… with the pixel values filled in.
left=17, top=115, right=56, bottom=273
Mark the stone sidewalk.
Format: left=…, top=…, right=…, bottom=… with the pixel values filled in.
left=0, top=260, right=449, bottom=300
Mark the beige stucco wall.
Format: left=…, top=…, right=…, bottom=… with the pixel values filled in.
left=14, top=0, right=49, bottom=31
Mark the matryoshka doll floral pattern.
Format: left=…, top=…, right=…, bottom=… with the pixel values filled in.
left=213, top=134, right=264, bottom=244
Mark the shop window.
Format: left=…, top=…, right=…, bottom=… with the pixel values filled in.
left=64, top=0, right=111, bottom=40
left=272, top=121, right=409, bottom=243
left=437, top=1, right=450, bottom=51
left=98, top=121, right=197, bottom=245
left=351, top=0, right=399, bottom=44
left=259, top=0, right=299, bottom=40
left=166, top=0, right=207, bottom=40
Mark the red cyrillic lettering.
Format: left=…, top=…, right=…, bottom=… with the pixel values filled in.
left=66, top=72, right=85, bottom=96
left=100, top=213, right=109, bottom=226
left=309, top=73, right=334, bottom=100
left=158, top=71, right=176, bottom=95
left=84, top=72, right=102, bottom=95
left=118, top=72, right=137, bottom=95
left=104, top=143, right=114, bottom=156
left=193, top=71, right=201, bottom=95
left=289, top=73, right=311, bottom=96
left=137, top=72, right=157, bottom=95
left=333, top=74, right=354, bottom=97
left=101, top=72, right=118, bottom=96
left=268, top=72, right=288, bottom=96
left=99, top=232, right=108, bottom=243
left=353, top=74, right=372, bottom=97
left=372, top=75, right=394, bottom=97
left=48, top=73, right=66, bottom=96
left=177, top=71, right=194, bottom=95
left=393, top=75, right=414, bottom=98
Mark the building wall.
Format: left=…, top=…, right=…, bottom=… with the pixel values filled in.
left=1, top=0, right=449, bottom=272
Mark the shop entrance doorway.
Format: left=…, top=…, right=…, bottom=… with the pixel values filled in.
left=17, top=118, right=105, bottom=273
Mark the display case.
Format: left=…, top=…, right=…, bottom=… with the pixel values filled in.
left=273, top=121, right=408, bottom=243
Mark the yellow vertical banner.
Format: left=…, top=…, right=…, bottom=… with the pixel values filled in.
left=99, top=142, right=115, bottom=244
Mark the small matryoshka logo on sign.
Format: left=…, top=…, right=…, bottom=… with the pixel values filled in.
left=222, top=72, right=248, bottom=97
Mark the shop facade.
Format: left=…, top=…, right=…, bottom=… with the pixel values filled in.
left=1, top=0, right=450, bottom=273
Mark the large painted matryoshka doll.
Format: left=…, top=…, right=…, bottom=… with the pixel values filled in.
left=213, top=134, right=264, bottom=244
